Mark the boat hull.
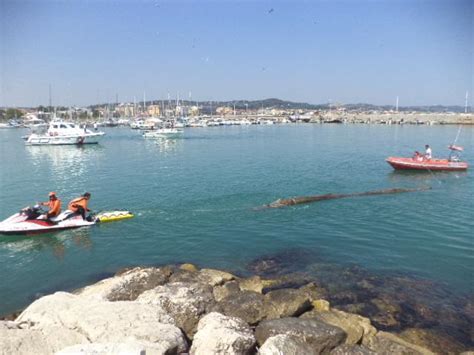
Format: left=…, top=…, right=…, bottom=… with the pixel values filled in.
left=26, top=133, right=105, bottom=146
left=0, top=215, right=95, bottom=235
left=386, top=157, right=468, bottom=171
left=143, top=129, right=183, bottom=139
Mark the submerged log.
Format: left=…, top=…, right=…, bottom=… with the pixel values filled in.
left=259, top=187, right=431, bottom=209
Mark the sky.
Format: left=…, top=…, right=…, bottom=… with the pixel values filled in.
left=0, top=0, right=472, bottom=107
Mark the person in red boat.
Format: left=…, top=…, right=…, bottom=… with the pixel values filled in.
left=424, top=145, right=432, bottom=160
left=413, top=151, right=422, bottom=162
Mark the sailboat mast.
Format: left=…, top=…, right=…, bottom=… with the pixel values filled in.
left=465, top=91, right=469, bottom=114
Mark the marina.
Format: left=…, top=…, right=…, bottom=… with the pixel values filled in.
left=0, top=124, right=472, bottom=351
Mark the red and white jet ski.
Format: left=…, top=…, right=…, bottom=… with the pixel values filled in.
left=0, top=205, right=95, bottom=235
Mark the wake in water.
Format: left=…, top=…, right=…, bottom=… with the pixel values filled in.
left=257, top=186, right=431, bottom=209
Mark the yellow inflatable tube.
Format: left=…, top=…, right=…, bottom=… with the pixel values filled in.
left=95, top=211, right=134, bottom=223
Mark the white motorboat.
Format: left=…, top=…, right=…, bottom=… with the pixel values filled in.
left=25, top=121, right=105, bottom=145
left=143, top=127, right=183, bottom=139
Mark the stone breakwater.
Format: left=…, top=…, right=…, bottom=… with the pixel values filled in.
left=1, top=264, right=471, bottom=355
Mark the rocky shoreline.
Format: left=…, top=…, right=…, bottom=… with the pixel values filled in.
left=1, top=263, right=472, bottom=354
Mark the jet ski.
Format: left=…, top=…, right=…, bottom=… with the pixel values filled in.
left=0, top=205, right=95, bottom=235
left=0, top=205, right=134, bottom=235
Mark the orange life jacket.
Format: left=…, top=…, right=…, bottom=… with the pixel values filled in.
left=45, top=199, right=61, bottom=217
left=68, top=197, right=89, bottom=212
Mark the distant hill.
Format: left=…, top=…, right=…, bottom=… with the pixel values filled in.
left=85, top=98, right=469, bottom=113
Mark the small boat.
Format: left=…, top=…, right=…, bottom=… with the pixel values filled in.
left=386, top=145, right=468, bottom=171
left=0, top=205, right=133, bottom=235
left=143, top=127, right=183, bottom=139
left=25, top=121, right=105, bottom=145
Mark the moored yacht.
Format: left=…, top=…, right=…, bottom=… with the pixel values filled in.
left=25, top=121, right=105, bottom=145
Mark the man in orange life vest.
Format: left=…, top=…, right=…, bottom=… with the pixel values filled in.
left=40, top=192, right=62, bottom=220
left=68, top=192, right=91, bottom=220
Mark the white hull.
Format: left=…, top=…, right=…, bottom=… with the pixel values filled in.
left=26, top=133, right=104, bottom=145
left=0, top=210, right=95, bottom=235
left=143, top=129, right=183, bottom=139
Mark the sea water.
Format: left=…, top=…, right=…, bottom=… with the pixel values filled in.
left=0, top=124, right=472, bottom=318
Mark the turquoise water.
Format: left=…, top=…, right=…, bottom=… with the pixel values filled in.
left=0, top=125, right=473, bottom=317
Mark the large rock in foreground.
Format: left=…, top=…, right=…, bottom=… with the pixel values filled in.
left=0, top=321, right=87, bottom=355
left=16, top=292, right=187, bottom=354
left=77, top=266, right=172, bottom=301
left=301, top=309, right=377, bottom=345
left=218, top=290, right=267, bottom=325
left=363, top=331, right=435, bottom=355
left=255, top=317, right=346, bottom=353
left=137, top=282, right=216, bottom=338
left=191, top=312, right=256, bottom=355
left=258, top=334, right=318, bottom=354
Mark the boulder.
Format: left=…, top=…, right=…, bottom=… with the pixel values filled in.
left=239, top=276, right=276, bottom=293
left=191, top=312, right=255, bottom=355
left=168, top=268, right=234, bottom=286
left=213, top=280, right=241, bottom=302
left=298, top=282, right=328, bottom=301
left=258, top=334, right=318, bottom=355
left=218, top=290, right=266, bottom=325
left=198, top=268, right=235, bottom=286
left=169, top=268, right=198, bottom=283
left=370, top=296, right=401, bottom=328
left=255, top=317, right=346, bottom=353
left=313, top=299, right=331, bottom=312
left=330, top=344, right=376, bottom=354
left=397, top=328, right=466, bottom=354
left=137, top=282, right=216, bottom=339
left=16, top=292, right=187, bottom=353
left=263, top=288, right=312, bottom=319
left=180, top=263, right=199, bottom=272
left=56, top=340, right=176, bottom=355
left=301, top=309, right=376, bottom=345
left=364, top=331, right=434, bottom=355
left=0, top=321, right=88, bottom=355
left=77, top=267, right=172, bottom=301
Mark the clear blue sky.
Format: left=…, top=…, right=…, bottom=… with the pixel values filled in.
left=1, top=0, right=472, bottom=107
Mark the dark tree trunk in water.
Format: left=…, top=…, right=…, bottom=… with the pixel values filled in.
left=258, top=187, right=431, bottom=209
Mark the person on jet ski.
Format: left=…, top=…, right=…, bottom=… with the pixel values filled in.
left=40, top=192, right=62, bottom=220
left=68, top=192, right=91, bottom=220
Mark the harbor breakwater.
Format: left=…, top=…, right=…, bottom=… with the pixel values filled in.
left=2, top=262, right=472, bottom=354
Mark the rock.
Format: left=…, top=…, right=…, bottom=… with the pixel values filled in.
left=198, top=268, right=235, bottom=286
left=191, top=312, right=255, bottom=355
left=299, top=282, right=328, bottom=301
left=77, top=266, right=172, bottom=301
left=213, top=280, right=241, bottom=302
left=239, top=276, right=276, bottom=293
left=331, top=290, right=359, bottom=305
left=180, top=263, right=199, bottom=272
left=370, top=297, right=402, bottom=329
left=218, top=290, right=266, bottom=325
left=137, top=282, right=216, bottom=339
left=255, top=317, right=346, bottom=353
left=313, top=299, right=331, bottom=312
left=301, top=309, right=377, bottom=345
left=258, top=334, right=318, bottom=355
left=330, top=344, right=376, bottom=354
left=56, top=340, right=175, bottom=355
left=16, top=292, right=187, bottom=353
left=336, top=303, right=367, bottom=315
left=364, top=331, right=434, bottom=355
left=397, top=328, right=465, bottom=354
left=169, top=268, right=198, bottom=283
left=261, top=273, right=313, bottom=293
left=0, top=321, right=88, bottom=355
left=263, top=288, right=312, bottom=319
left=168, top=268, right=234, bottom=286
